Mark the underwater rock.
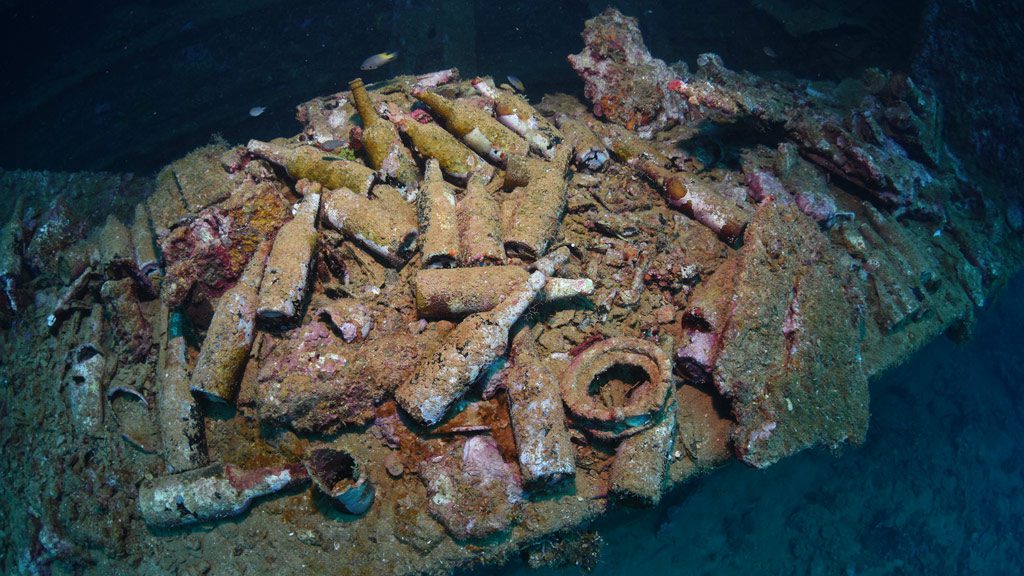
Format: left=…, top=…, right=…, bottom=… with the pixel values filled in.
left=138, top=462, right=308, bottom=529
left=568, top=8, right=688, bottom=136
left=419, top=435, right=523, bottom=540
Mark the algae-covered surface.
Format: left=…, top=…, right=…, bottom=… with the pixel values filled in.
left=1, top=2, right=1023, bottom=576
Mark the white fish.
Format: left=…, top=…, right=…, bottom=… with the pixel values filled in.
left=506, top=75, right=525, bottom=92
left=361, top=51, right=398, bottom=71
left=249, top=106, right=266, bottom=117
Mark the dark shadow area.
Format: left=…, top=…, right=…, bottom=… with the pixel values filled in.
left=0, top=0, right=928, bottom=175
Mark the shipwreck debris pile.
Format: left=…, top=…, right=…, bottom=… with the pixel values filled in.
left=0, top=8, right=1021, bottom=576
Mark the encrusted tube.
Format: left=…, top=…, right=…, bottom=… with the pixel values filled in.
left=609, top=399, right=678, bottom=505
left=100, top=278, right=154, bottom=361
left=676, top=257, right=737, bottom=384
left=156, top=309, right=209, bottom=474
left=415, top=265, right=593, bottom=318
left=131, top=202, right=159, bottom=278
left=638, top=159, right=748, bottom=244
left=321, top=185, right=419, bottom=267
left=471, top=77, right=560, bottom=160
left=555, top=114, right=608, bottom=171
left=47, top=266, right=94, bottom=329
left=257, top=192, right=321, bottom=323
left=418, top=159, right=460, bottom=268
left=592, top=120, right=672, bottom=166
left=96, top=214, right=135, bottom=272
left=0, top=197, right=25, bottom=316
left=501, top=145, right=571, bottom=260
left=138, top=462, right=308, bottom=529
left=412, top=87, right=529, bottom=165
left=389, top=106, right=485, bottom=181
left=64, top=305, right=106, bottom=437
left=506, top=329, right=576, bottom=488
left=305, top=448, right=375, bottom=515
left=503, top=154, right=532, bottom=190
left=458, top=170, right=506, bottom=265
left=191, top=240, right=270, bottom=404
left=349, top=78, right=419, bottom=189
left=396, top=268, right=549, bottom=426
left=247, top=139, right=375, bottom=195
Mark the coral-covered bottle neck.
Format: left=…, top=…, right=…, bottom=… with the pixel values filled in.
left=412, top=89, right=454, bottom=120
left=349, top=78, right=381, bottom=128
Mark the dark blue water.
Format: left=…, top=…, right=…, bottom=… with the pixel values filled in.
left=0, top=0, right=926, bottom=174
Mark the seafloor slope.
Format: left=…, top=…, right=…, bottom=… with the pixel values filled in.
left=0, top=8, right=1021, bottom=576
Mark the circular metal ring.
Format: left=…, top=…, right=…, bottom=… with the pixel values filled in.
left=560, top=338, right=673, bottom=440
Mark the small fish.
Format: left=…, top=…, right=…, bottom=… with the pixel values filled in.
left=319, top=139, right=345, bottom=151
left=506, top=74, right=525, bottom=92
left=249, top=106, right=266, bottom=117
left=361, top=51, right=398, bottom=70
left=763, top=46, right=778, bottom=59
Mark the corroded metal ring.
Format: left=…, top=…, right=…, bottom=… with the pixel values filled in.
left=560, top=337, right=673, bottom=440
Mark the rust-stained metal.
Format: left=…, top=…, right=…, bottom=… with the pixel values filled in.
left=560, top=337, right=674, bottom=441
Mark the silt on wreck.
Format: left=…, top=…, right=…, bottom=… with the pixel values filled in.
left=1, top=7, right=1022, bottom=576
